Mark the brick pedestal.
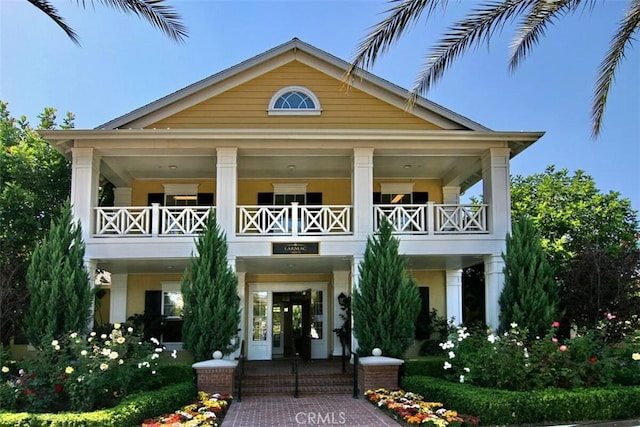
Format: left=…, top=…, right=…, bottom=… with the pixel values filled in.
left=192, top=359, right=238, bottom=395
left=358, top=355, right=403, bottom=391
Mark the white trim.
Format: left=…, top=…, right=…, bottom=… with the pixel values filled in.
left=267, top=85, right=322, bottom=116
left=272, top=183, right=308, bottom=194
left=161, top=281, right=181, bottom=292
left=163, top=184, right=199, bottom=196
left=160, top=281, right=183, bottom=321
left=246, top=282, right=329, bottom=361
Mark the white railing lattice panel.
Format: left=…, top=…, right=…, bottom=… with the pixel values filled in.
left=161, top=207, right=213, bottom=235
left=374, top=205, right=427, bottom=234
left=299, top=206, right=351, bottom=234
left=95, top=207, right=151, bottom=236
left=237, top=206, right=291, bottom=235
left=435, top=204, right=488, bottom=233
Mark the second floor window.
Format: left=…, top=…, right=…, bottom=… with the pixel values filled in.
left=268, top=86, right=322, bottom=115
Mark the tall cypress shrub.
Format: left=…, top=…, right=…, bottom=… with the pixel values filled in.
left=181, top=213, right=241, bottom=362
left=24, top=201, right=92, bottom=348
left=499, top=215, right=559, bottom=339
left=352, top=218, right=421, bottom=358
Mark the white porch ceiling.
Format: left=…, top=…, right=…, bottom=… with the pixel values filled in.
left=101, top=153, right=475, bottom=183
left=96, top=254, right=484, bottom=276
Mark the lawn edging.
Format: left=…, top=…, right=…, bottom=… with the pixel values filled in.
left=402, top=375, right=640, bottom=426
left=0, top=381, right=196, bottom=427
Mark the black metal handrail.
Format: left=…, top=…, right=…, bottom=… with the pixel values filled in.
left=351, top=351, right=359, bottom=399
left=235, top=340, right=245, bottom=402
left=293, top=350, right=300, bottom=398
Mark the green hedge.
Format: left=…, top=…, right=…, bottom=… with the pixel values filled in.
left=0, top=382, right=196, bottom=427
left=404, top=357, right=446, bottom=378
left=402, top=376, right=640, bottom=426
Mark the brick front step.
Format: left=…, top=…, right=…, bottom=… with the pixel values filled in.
left=237, top=359, right=356, bottom=396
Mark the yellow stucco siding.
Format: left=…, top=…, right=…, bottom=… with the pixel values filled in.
left=130, top=178, right=438, bottom=205
left=127, top=274, right=183, bottom=319
left=238, top=179, right=351, bottom=205
left=412, top=270, right=446, bottom=316
left=132, top=180, right=216, bottom=206
left=373, top=179, right=443, bottom=203
left=148, top=61, right=441, bottom=130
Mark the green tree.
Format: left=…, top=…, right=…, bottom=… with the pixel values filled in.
left=26, top=0, right=188, bottom=44
left=352, top=218, right=421, bottom=358
left=510, top=166, right=638, bottom=276
left=348, top=0, right=639, bottom=137
left=24, top=201, right=93, bottom=348
left=562, top=245, right=639, bottom=341
left=181, top=213, right=241, bottom=362
left=0, top=101, right=71, bottom=345
left=499, top=215, right=559, bottom=339
left=510, top=166, right=638, bottom=338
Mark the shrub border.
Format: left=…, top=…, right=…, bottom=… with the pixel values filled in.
left=0, top=381, right=196, bottom=427
left=402, top=376, right=640, bottom=426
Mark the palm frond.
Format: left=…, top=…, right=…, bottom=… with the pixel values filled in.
left=27, top=0, right=81, bottom=45
left=346, top=0, right=448, bottom=82
left=90, top=0, right=188, bottom=42
left=410, top=0, right=535, bottom=100
left=509, top=0, right=599, bottom=71
left=591, top=0, right=640, bottom=137
left=508, top=0, right=570, bottom=71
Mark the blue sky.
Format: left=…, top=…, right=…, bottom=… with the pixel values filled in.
left=1, top=0, right=638, bottom=210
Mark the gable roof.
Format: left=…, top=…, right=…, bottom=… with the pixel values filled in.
left=98, top=38, right=490, bottom=131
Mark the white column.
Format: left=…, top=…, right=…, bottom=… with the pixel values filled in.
left=350, top=256, right=363, bottom=354
left=113, top=187, right=132, bottom=207
left=442, top=186, right=460, bottom=204
left=446, top=269, right=463, bottom=325
left=109, top=274, right=128, bottom=324
left=352, top=148, right=374, bottom=238
left=484, top=254, right=505, bottom=330
left=482, top=148, right=511, bottom=238
left=71, top=148, right=101, bottom=241
left=216, top=147, right=238, bottom=239
left=332, top=270, right=350, bottom=356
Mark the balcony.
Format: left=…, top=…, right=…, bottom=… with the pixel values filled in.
left=94, top=205, right=213, bottom=237
left=93, top=203, right=488, bottom=237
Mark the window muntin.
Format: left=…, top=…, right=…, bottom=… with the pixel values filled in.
left=161, top=282, right=183, bottom=319
left=311, top=290, right=323, bottom=340
left=274, top=91, right=315, bottom=109
left=162, top=291, right=184, bottom=318
left=268, top=86, right=321, bottom=116
left=274, top=193, right=306, bottom=205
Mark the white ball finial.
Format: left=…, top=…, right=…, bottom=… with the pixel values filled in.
left=212, top=350, right=223, bottom=360
left=372, top=348, right=382, bottom=356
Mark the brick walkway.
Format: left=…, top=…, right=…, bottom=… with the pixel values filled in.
left=221, top=394, right=401, bottom=427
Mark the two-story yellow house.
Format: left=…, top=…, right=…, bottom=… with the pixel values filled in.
left=41, top=38, right=543, bottom=361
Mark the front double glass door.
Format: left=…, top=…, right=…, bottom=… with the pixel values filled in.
left=247, top=284, right=326, bottom=361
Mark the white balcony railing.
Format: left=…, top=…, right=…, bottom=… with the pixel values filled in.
left=434, top=204, right=488, bottom=234
left=374, top=203, right=489, bottom=234
left=94, top=204, right=213, bottom=237
left=237, top=203, right=352, bottom=236
left=93, top=203, right=487, bottom=237
left=374, top=204, right=428, bottom=233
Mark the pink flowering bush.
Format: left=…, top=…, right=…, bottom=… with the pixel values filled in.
left=0, top=324, right=175, bottom=412
left=439, top=319, right=638, bottom=391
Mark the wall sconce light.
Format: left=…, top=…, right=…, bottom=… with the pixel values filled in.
left=338, top=292, right=347, bottom=305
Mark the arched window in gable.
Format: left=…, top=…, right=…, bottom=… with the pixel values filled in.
left=267, top=86, right=322, bottom=115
